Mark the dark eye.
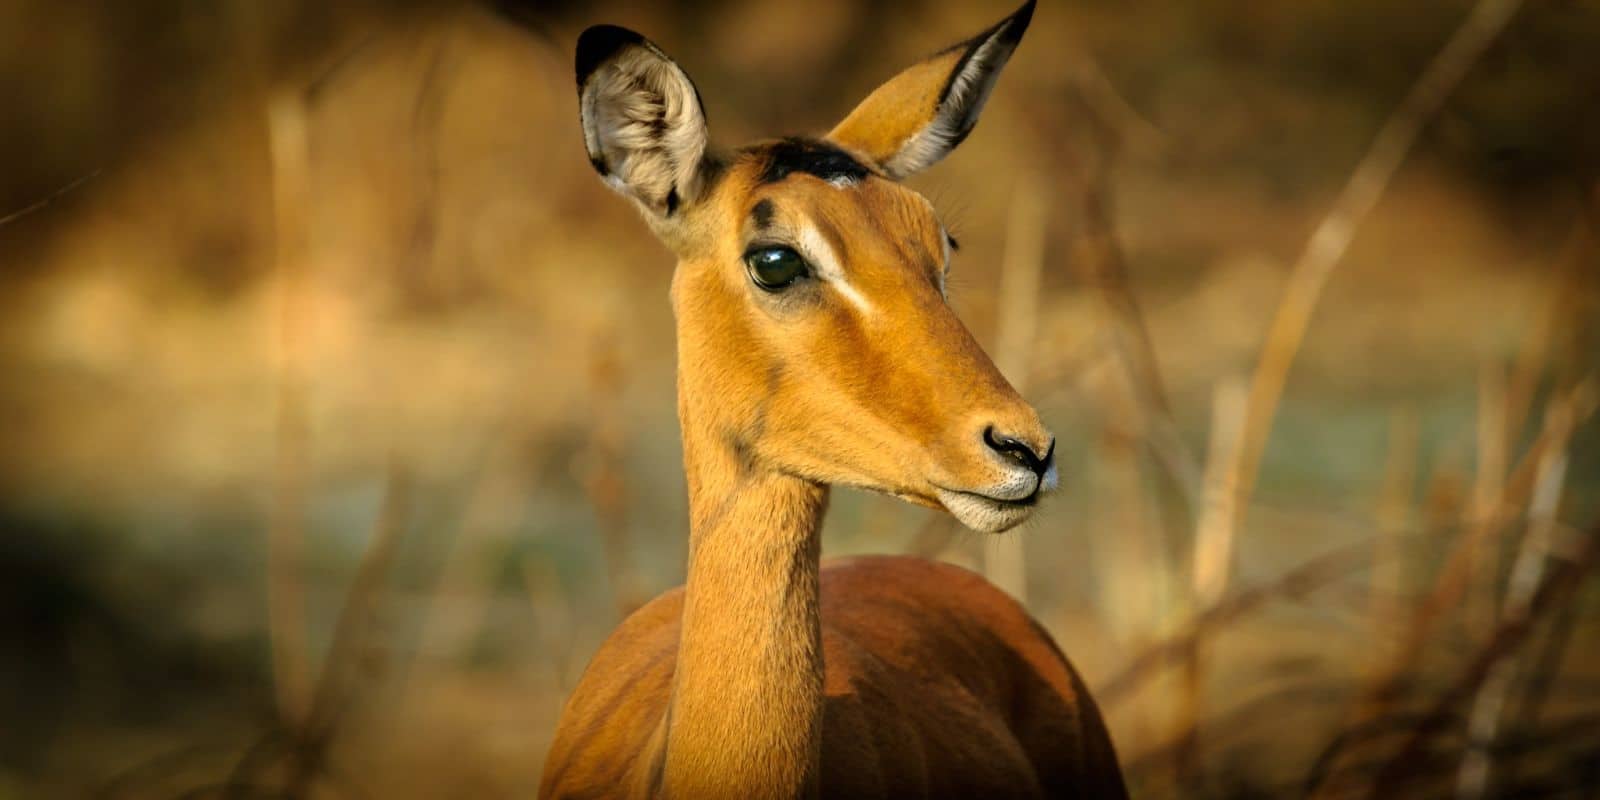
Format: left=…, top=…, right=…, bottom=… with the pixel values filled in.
left=744, top=246, right=809, bottom=291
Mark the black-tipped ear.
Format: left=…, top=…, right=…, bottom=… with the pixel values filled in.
left=576, top=25, right=711, bottom=220
left=828, top=0, right=1035, bottom=180
left=575, top=25, right=645, bottom=89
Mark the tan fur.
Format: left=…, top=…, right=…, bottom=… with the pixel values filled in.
left=828, top=4, right=1032, bottom=179
left=547, top=3, right=1126, bottom=797
left=827, top=51, right=964, bottom=177
left=542, top=553, right=1126, bottom=799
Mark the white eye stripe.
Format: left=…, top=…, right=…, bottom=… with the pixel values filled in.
left=796, top=222, right=874, bottom=314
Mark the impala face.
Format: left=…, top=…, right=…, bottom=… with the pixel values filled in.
left=576, top=2, right=1054, bottom=532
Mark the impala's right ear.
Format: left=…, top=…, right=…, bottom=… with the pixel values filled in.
left=576, top=25, right=711, bottom=221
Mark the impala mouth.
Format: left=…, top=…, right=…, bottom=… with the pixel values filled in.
left=952, top=487, right=1040, bottom=507
left=934, top=485, right=1043, bottom=533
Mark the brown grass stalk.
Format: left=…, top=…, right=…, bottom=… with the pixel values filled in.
left=1030, top=71, right=1199, bottom=515
left=1074, top=160, right=1201, bottom=504
left=1422, top=440, right=1470, bottom=540
left=265, top=86, right=315, bottom=730
left=1192, top=379, right=1251, bottom=614
left=1456, top=396, right=1573, bottom=799
left=295, top=464, right=413, bottom=758
left=1369, top=410, right=1419, bottom=660
left=1098, top=539, right=1374, bottom=706
left=1503, top=220, right=1591, bottom=438
left=1125, top=676, right=1358, bottom=783
left=1223, top=0, right=1523, bottom=543
left=399, top=30, right=455, bottom=303
left=1097, top=0, right=1522, bottom=775
left=223, top=464, right=413, bottom=799
left=1511, top=563, right=1586, bottom=731
left=987, top=175, right=1049, bottom=603
left=1085, top=365, right=1168, bottom=756
left=1175, top=377, right=1249, bottom=782
left=1089, top=365, right=1162, bottom=641
left=1378, top=379, right=1595, bottom=694
left=412, top=424, right=530, bottom=668
left=1313, top=378, right=1595, bottom=799
left=1365, top=521, right=1600, bottom=797
left=1464, top=361, right=1509, bottom=638
left=1060, top=49, right=1199, bottom=504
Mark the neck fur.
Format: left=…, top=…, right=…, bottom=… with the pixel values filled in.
left=652, top=405, right=828, bottom=799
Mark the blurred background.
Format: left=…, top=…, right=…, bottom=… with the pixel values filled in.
left=1, top=0, right=1597, bottom=797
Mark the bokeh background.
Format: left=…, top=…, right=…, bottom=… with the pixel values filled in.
left=2, top=0, right=1598, bottom=797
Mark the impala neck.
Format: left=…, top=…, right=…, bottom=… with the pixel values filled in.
left=655, top=406, right=828, bottom=799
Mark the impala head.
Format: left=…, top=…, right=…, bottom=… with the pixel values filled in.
left=575, top=1, right=1053, bottom=532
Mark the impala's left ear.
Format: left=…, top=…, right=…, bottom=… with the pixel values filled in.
left=827, top=0, right=1034, bottom=180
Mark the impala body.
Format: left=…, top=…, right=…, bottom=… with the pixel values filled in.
left=540, top=3, right=1127, bottom=797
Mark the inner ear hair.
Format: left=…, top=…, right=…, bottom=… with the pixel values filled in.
left=576, top=25, right=711, bottom=218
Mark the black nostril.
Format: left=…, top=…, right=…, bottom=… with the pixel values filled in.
left=983, top=426, right=1054, bottom=477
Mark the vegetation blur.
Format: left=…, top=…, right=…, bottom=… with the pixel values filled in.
left=1, top=0, right=1597, bottom=796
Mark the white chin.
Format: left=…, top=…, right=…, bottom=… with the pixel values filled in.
left=935, top=488, right=1037, bottom=533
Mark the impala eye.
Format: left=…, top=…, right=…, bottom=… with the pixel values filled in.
left=744, top=246, right=809, bottom=291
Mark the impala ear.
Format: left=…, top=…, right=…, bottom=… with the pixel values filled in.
left=576, top=25, right=711, bottom=220
left=827, top=0, right=1034, bottom=180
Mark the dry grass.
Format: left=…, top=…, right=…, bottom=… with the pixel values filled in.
left=2, top=1, right=1598, bottom=798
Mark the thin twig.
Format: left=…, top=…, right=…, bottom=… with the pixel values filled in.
left=0, top=169, right=102, bottom=228
left=1071, top=56, right=1165, bottom=156
left=1098, top=540, right=1374, bottom=705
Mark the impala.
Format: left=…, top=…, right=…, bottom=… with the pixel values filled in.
left=539, top=2, right=1126, bottom=797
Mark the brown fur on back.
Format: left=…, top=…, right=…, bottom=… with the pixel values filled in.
left=540, top=555, right=1126, bottom=799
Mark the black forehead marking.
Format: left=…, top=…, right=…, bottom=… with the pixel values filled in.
left=756, top=137, right=870, bottom=185
left=750, top=198, right=775, bottom=230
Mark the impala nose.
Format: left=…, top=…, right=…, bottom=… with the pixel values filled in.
left=983, top=426, right=1055, bottom=479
